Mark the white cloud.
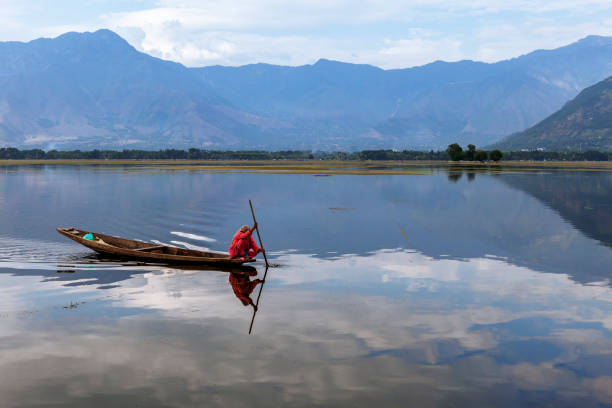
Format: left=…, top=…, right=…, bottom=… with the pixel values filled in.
left=376, top=37, right=465, bottom=66
left=472, top=17, right=612, bottom=62
left=96, top=1, right=612, bottom=68
left=1, top=1, right=612, bottom=67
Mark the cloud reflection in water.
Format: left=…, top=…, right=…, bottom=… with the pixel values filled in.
left=2, top=247, right=612, bottom=406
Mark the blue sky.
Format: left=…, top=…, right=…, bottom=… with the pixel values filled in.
left=1, top=0, right=611, bottom=68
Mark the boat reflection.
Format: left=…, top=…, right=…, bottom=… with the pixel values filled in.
left=0, top=248, right=262, bottom=289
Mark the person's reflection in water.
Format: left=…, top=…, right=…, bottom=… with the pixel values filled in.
left=229, top=271, right=264, bottom=311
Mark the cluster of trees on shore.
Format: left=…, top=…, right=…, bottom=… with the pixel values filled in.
left=446, top=143, right=503, bottom=162
left=1, top=147, right=611, bottom=161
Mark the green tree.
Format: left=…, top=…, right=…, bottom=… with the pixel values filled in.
left=466, top=144, right=476, bottom=160
left=490, top=149, right=503, bottom=161
left=446, top=143, right=464, bottom=161
left=474, top=150, right=488, bottom=162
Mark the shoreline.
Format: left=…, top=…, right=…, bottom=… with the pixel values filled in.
left=1, top=159, right=612, bottom=173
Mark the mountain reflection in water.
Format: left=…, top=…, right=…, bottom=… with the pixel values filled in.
left=499, top=171, right=612, bottom=248
left=1, top=165, right=612, bottom=407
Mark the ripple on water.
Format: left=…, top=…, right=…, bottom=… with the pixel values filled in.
left=101, top=203, right=224, bottom=245
left=0, top=235, right=151, bottom=271
left=170, top=231, right=216, bottom=242
left=0, top=236, right=84, bottom=265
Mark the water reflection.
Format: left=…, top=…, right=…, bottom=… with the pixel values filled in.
left=2, top=165, right=612, bottom=287
left=249, top=266, right=270, bottom=334
left=2, top=166, right=612, bottom=406
left=2, top=249, right=612, bottom=406
left=229, top=271, right=263, bottom=310
left=447, top=171, right=463, bottom=182
left=500, top=171, right=612, bottom=248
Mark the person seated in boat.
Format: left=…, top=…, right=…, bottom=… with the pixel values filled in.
left=229, top=222, right=265, bottom=260
left=229, top=271, right=264, bottom=310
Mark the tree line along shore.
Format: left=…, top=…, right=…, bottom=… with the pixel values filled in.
left=0, top=146, right=611, bottom=161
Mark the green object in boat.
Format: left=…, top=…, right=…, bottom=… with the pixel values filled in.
left=84, top=233, right=93, bottom=240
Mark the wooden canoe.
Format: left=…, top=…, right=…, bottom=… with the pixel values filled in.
left=56, top=227, right=256, bottom=265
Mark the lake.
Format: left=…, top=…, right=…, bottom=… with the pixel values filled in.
left=1, top=163, right=612, bottom=407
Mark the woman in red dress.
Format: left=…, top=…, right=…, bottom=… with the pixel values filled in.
left=228, top=222, right=265, bottom=260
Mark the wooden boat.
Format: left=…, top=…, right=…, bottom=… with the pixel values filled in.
left=56, top=227, right=256, bottom=265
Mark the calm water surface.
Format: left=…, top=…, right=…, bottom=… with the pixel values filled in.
left=1, top=165, right=612, bottom=407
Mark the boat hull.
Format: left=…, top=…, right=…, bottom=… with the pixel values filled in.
left=56, top=227, right=256, bottom=265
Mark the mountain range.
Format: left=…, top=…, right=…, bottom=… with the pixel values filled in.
left=492, top=75, right=612, bottom=151
left=0, top=29, right=611, bottom=150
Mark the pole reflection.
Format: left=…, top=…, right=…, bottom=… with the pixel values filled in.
left=248, top=266, right=269, bottom=334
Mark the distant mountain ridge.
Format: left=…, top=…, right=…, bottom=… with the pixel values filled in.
left=0, top=30, right=612, bottom=150
left=196, top=35, right=612, bottom=149
left=492, top=76, right=612, bottom=151
left=0, top=30, right=281, bottom=149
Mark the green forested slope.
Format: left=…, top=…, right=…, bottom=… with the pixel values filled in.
left=493, top=76, right=612, bottom=151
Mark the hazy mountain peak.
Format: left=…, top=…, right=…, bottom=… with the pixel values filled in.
left=57, top=28, right=123, bottom=40
left=52, top=28, right=136, bottom=52
left=311, top=58, right=383, bottom=73
left=576, top=35, right=612, bottom=46
left=312, top=58, right=345, bottom=67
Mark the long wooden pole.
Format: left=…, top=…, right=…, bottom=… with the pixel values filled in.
left=248, top=199, right=269, bottom=334
left=249, top=200, right=269, bottom=268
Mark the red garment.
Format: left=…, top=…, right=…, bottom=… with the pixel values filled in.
left=228, top=229, right=260, bottom=258
left=229, top=273, right=261, bottom=306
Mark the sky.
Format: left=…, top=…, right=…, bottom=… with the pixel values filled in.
left=0, top=0, right=611, bottom=69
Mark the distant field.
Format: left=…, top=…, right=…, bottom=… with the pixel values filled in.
left=2, top=159, right=612, bottom=174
